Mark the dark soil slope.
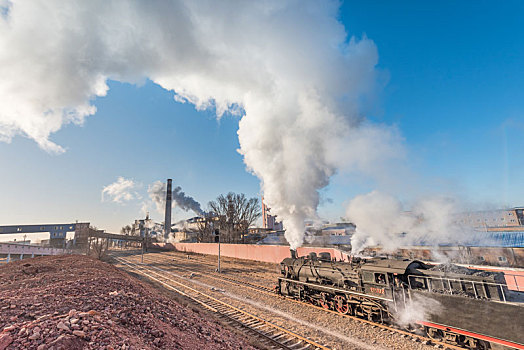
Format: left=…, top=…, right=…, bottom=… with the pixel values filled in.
left=0, top=254, right=254, bottom=350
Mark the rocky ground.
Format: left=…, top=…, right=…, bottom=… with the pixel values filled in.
left=0, top=254, right=256, bottom=350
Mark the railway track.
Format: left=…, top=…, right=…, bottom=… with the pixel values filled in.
left=167, top=254, right=276, bottom=293
left=114, top=256, right=330, bottom=350
left=116, top=251, right=463, bottom=350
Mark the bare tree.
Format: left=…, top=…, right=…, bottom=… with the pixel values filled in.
left=208, top=192, right=261, bottom=243
left=87, top=225, right=110, bottom=260
left=90, top=238, right=109, bottom=260
left=196, top=213, right=216, bottom=243
left=120, top=225, right=133, bottom=235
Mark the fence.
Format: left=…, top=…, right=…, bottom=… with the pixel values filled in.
left=0, top=242, right=70, bottom=263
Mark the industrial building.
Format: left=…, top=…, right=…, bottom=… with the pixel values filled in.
left=456, top=207, right=524, bottom=228
left=0, top=222, right=92, bottom=248
left=261, top=197, right=283, bottom=231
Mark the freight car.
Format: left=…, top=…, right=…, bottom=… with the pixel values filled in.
left=277, top=251, right=524, bottom=349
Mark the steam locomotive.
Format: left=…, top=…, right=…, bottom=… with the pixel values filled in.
left=276, top=251, right=524, bottom=349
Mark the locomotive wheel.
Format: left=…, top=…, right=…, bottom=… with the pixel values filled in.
left=319, top=293, right=331, bottom=310
left=473, top=339, right=490, bottom=350
left=334, top=295, right=350, bottom=314
left=319, top=298, right=331, bottom=309
left=425, top=327, right=444, bottom=341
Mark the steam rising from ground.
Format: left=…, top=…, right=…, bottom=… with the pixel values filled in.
left=101, top=177, right=140, bottom=204
left=346, top=191, right=477, bottom=254
left=0, top=1, right=402, bottom=249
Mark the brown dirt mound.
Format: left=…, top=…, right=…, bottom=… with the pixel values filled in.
left=0, top=254, right=255, bottom=350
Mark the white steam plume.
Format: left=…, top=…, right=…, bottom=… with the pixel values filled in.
left=147, top=181, right=167, bottom=216
left=0, top=1, right=402, bottom=249
left=346, top=191, right=478, bottom=254
left=392, top=294, right=442, bottom=328
left=101, top=177, right=140, bottom=204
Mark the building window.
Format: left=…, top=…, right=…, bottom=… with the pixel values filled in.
left=17, top=227, right=22, bottom=232
left=478, top=256, right=485, bottom=261
left=498, top=256, right=507, bottom=262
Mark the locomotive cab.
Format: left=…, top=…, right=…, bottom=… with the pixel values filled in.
left=359, top=258, right=424, bottom=298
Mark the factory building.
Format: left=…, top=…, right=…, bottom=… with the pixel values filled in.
left=261, top=197, right=283, bottom=231
left=455, top=207, right=524, bottom=228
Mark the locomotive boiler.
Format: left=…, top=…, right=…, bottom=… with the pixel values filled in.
left=277, top=251, right=524, bottom=349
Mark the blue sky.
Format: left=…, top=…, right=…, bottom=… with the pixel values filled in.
left=0, top=1, right=523, bottom=237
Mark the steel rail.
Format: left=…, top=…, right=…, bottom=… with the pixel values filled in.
left=151, top=254, right=275, bottom=293
left=115, top=256, right=330, bottom=350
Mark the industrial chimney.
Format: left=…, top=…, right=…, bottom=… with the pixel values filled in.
left=164, top=179, right=172, bottom=240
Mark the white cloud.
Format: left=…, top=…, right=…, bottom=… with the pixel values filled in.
left=101, top=177, right=140, bottom=204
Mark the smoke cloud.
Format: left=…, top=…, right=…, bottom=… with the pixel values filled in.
left=146, top=181, right=202, bottom=216
left=173, top=186, right=203, bottom=215
left=0, top=1, right=402, bottom=249
left=101, top=177, right=139, bottom=204
left=346, top=191, right=478, bottom=254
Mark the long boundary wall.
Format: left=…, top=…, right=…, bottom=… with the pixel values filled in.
left=157, top=242, right=350, bottom=264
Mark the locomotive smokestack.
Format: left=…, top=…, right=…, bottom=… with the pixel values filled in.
left=164, top=179, right=172, bottom=240
left=290, top=249, right=297, bottom=259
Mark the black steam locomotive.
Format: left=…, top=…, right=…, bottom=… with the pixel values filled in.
left=277, top=251, right=524, bottom=349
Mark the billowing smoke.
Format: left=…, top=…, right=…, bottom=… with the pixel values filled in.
left=346, top=191, right=479, bottom=254
left=0, top=1, right=402, bottom=249
left=173, top=186, right=203, bottom=215
left=146, top=181, right=202, bottom=216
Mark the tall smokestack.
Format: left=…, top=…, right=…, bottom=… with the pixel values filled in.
left=164, top=179, right=172, bottom=240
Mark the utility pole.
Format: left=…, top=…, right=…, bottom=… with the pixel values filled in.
left=141, top=238, right=144, bottom=263
left=215, top=229, right=221, bottom=273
